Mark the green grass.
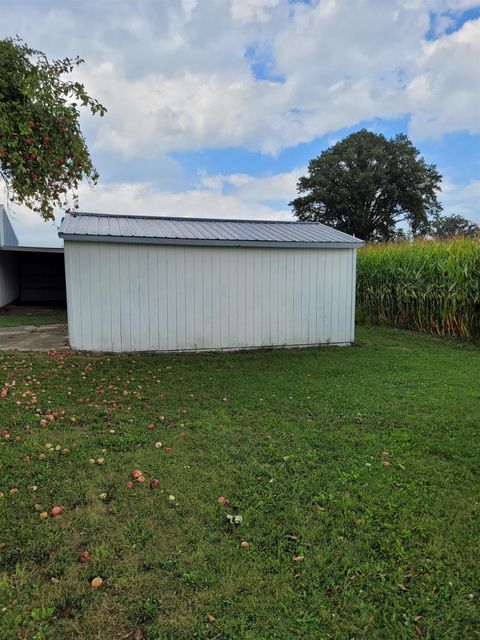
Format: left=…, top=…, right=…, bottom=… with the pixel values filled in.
left=0, top=326, right=478, bottom=639
left=0, top=309, right=67, bottom=327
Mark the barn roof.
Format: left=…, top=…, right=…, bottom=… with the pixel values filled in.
left=58, top=212, right=364, bottom=248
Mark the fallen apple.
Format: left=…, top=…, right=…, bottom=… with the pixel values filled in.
left=126, top=481, right=134, bottom=489
left=150, top=479, right=160, bottom=489
left=91, top=576, right=103, bottom=588
left=51, top=506, right=63, bottom=517
left=132, top=469, right=142, bottom=479
left=155, top=442, right=162, bottom=448
left=137, top=475, right=145, bottom=483
left=79, top=551, right=90, bottom=563
left=39, top=511, right=48, bottom=519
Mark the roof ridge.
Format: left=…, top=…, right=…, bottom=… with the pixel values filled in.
left=70, top=211, right=324, bottom=226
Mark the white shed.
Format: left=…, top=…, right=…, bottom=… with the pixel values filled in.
left=58, top=212, right=364, bottom=352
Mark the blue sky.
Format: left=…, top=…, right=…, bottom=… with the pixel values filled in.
left=1, top=0, right=479, bottom=246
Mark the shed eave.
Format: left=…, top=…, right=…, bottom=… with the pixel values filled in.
left=0, top=245, right=64, bottom=254
left=59, top=234, right=364, bottom=249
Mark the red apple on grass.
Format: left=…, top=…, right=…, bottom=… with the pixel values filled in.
left=79, top=551, right=90, bottom=563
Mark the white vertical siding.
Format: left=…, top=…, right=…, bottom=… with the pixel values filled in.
left=0, top=252, right=19, bottom=307
left=64, top=241, right=357, bottom=352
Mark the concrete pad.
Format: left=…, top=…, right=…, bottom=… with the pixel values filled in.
left=0, top=324, right=69, bottom=351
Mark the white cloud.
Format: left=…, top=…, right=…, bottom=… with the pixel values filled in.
left=230, top=0, right=279, bottom=23
left=74, top=180, right=293, bottom=221
left=199, top=168, right=303, bottom=202
left=420, top=0, right=480, bottom=10
left=440, top=179, right=480, bottom=221
left=3, top=0, right=478, bottom=157
left=407, top=19, right=480, bottom=138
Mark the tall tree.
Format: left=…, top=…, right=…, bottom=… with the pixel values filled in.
left=0, top=37, right=106, bottom=221
left=430, top=213, right=479, bottom=239
left=290, top=130, right=442, bottom=242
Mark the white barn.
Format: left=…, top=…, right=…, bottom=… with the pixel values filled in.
left=59, top=212, right=363, bottom=352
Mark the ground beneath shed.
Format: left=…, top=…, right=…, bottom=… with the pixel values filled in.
left=0, top=324, right=68, bottom=351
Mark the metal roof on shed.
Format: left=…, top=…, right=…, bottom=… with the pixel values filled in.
left=58, top=212, right=364, bottom=248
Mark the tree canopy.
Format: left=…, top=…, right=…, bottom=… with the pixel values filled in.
left=290, top=130, right=442, bottom=242
left=430, top=213, right=479, bottom=239
left=0, top=37, right=106, bottom=221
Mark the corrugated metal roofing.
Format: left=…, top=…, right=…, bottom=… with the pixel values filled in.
left=58, top=212, right=364, bottom=248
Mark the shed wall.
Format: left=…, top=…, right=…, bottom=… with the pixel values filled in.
left=64, top=241, right=357, bottom=352
left=0, top=251, right=19, bottom=308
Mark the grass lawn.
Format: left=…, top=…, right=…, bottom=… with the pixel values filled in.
left=0, top=306, right=67, bottom=328
left=0, top=326, right=478, bottom=639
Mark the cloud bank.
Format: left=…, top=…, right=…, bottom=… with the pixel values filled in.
left=0, top=0, right=479, bottom=243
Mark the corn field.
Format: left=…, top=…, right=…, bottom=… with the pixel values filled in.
left=356, top=239, right=480, bottom=340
